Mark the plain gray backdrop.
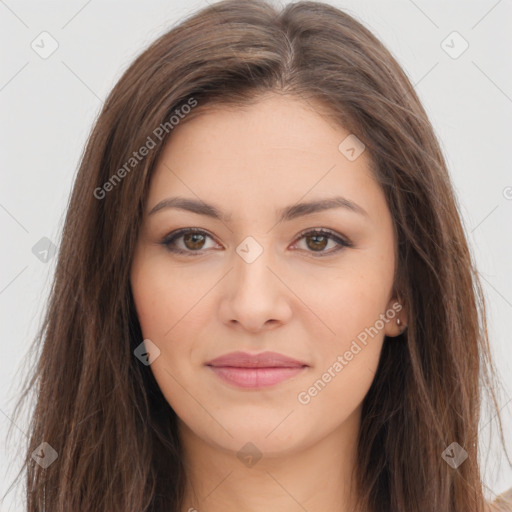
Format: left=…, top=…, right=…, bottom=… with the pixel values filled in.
left=1, top=0, right=511, bottom=510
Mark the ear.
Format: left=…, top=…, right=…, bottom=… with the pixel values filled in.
left=383, top=297, right=408, bottom=338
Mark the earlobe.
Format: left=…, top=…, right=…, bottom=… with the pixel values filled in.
left=384, top=299, right=408, bottom=337
left=395, top=316, right=408, bottom=336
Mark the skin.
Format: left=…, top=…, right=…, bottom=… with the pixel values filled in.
left=130, top=93, right=408, bottom=512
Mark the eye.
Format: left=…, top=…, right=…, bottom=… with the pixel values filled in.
left=291, top=228, right=353, bottom=256
left=160, top=227, right=353, bottom=256
left=161, top=228, right=219, bottom=255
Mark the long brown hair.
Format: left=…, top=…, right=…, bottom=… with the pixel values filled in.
left=4, top=1, right=511, bottom=510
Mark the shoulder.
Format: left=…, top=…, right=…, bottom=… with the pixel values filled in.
left=487, top=487, right=512, bottom=512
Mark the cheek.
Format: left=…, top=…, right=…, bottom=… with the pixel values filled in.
left=317, top=267, right=394, bottom=344
left=296, top=278, right=388, bottom=425
left=130, top=255, right=213, bottom=406
left=305, top=250, right=394, bottom=393
left=130, top=254, right=203, bottom=341
left=296, top=351, right=380, bottom=440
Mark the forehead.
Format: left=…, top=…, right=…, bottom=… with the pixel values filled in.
left=163, top=94, right=351, bottom=155
left=147, top=94, right=385, bottom=224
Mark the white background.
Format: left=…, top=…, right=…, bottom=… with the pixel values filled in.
left=1, top=0, right=511, bottom=510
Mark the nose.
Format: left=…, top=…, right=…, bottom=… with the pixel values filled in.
left=218, top=238, right=293, bottom=333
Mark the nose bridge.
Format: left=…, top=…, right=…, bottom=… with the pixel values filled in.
left=233, top=234, right=275, bottom=296
left=221, top=234, right=291, bottom=330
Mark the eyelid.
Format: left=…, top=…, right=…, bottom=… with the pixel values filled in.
left=292, top=227, right=352, bottom=247
left=161, top=227, right=220, bottom=255
left=160, top=227, right=353, bottom=256
left=290, top=227, right=353, bottom=257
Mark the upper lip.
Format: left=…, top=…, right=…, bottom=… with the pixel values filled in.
left=205, top=351, right=308, bottom=368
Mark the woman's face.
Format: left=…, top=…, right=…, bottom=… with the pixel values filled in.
left=130, top=93, right=405, bottom=457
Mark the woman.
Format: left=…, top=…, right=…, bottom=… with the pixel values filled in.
left=5, top=0, right=511, bottom=511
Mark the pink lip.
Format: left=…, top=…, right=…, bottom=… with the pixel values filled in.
left=205, top=351, right=308, bottom=389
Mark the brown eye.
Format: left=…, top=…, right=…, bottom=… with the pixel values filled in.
left=293, top=229, right=353, bottom=256
left=161, top=228, right=218, bottom=255
left=305, top=233, right=329, bottom=252
left=182, top=232, right=207, bottom=250
left=161, top=228, right=352, bottom=257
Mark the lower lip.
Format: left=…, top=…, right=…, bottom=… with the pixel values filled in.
left=207, top=365, right=307, bottom=389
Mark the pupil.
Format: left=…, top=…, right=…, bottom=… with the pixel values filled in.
left=308, top=235, right=327, bottom=251
left=184, top=233, right=205, bottom=250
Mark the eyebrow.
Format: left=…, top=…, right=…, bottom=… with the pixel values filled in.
left=148, top=195, right=368, bottom=222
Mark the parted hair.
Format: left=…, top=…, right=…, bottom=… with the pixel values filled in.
left=4, top=1, right=511, bottom=511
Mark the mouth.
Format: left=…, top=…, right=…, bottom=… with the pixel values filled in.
left=205, top=351, right=309, bottom=389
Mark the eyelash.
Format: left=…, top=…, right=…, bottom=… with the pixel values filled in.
left=160, top=227, right=353, bottom=257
